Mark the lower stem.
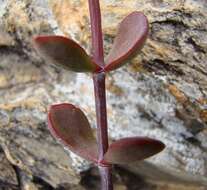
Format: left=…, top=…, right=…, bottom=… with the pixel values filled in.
left=93, top=72, right=113, bottom=190
left=99, top=166, right=113, bottom=190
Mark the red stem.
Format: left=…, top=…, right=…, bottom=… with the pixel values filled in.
left=93, top=73, right=108, bottom=158
left=88, top=0, right=113, bottom=189
left=93, top=73, right=113, bottom=190
left=88, top=0, right=104, bottom=67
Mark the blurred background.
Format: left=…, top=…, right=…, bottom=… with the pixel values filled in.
left=0, top=0, right=206, bottom=189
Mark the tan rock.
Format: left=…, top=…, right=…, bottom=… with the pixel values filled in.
left=0, top=29, right=15, bottom=46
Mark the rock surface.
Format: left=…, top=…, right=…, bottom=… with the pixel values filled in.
left=0, top=0, right=207, bottom=189
left=0, top=148, right=18, bottom=189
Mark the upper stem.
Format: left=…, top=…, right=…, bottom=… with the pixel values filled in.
left=88, top=0, right=104, bottom=67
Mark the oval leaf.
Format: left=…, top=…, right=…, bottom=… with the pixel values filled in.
left=102, top=137, right=165, bottom=165
left=33, top=35, right=101, bottom=72
left=104, top=12, right=149, bottom=72
left=48, top=103, right=98, bottom=162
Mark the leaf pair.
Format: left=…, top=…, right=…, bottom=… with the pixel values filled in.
left=48, top=104, right=165, bottom=165
left=33, top=12, right=148, bottom=73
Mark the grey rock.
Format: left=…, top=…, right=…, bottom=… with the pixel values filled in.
left=0, top=0, right=207, bottom=189
left=0, top=107, right=80, bottom=188
left=0, top=149, right=18, bottom=189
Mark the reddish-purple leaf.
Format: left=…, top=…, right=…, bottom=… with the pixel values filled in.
left=33, top=35, right=101, bottom=72
left=48, top=103, right=98, bottom=162
left=104, top=12, right=149, bottom=72
left=102, top=137, right=165, bottom=165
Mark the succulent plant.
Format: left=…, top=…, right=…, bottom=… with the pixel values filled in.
left=33, top=1, right=165, bottom=189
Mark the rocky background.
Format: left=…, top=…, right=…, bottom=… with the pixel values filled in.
left=0, top=0, right=207, bottom=189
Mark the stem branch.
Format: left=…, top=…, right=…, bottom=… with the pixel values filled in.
left=88, top=0, right=113, bottom=189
